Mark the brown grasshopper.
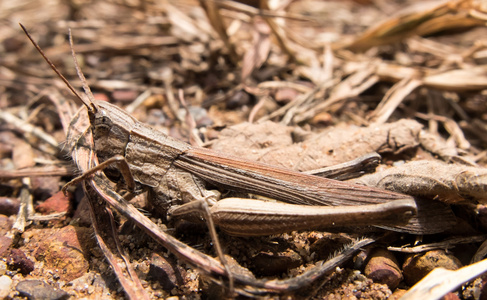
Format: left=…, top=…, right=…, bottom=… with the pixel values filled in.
left=20, top=24, right=454, bottom=295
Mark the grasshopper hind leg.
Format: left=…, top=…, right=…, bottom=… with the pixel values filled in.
left=160, top=168, right=235, bottom=295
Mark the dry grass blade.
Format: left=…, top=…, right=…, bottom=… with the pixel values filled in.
left=258, top=0, right=297, bottom=61
left=0, top=166, right=72, bottom=179
left=401, top=257, right=487, bottom=300
left=388, top=235, right=487, bottom=253
left=368, top=78, right=422, bottom=124
left=292, top=68, right=380, bottom=124
left=423, top=66, right=487, bottom=91
left=241, top=17, right=271, bottom=81
left=342, top=0, right=484, bottom=52
left=10, top=178, right=33, bottom=235
left=199, top=0, right=239, bottom=63
left=0, top=110, right=58, bottom=149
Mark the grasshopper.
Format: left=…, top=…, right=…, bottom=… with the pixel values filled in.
left=20, top=24, right=455, bottom=295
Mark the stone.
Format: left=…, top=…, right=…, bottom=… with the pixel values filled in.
left=0, top=275, right=12, bottom=299
left=16, top=280, right=69, bottom=300
left=33, top=226, right=93, bottom=281
left=364, top=248, right=402, bottom=289
left=402, top=250, right=462, bottom=286
left=6, top=248, right=34, bottom=275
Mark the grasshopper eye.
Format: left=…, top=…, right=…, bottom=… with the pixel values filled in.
left=94, top=110, right=112, bottom=125
left=93, top=112, right=112, bottom=137
left=100, top=115, right=110, bottom=124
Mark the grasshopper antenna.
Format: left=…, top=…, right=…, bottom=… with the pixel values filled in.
left=67, top=28, right=99, bottom=113
left=19, top=23, right=99, bottom=113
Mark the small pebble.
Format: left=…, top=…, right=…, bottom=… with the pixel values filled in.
left=0, top=275, right=12, bottom=299
left=148, top=253, right=180, bottom=290
left=364, top=248, right=402, bottom=289
left=36, top=191, right=71, bottom=214
left=0, top=197, right=20, bottom=216
left=310, top=112, right=333, bottom=126
left=403, top=250, right=462, bottom=285
left=6, top=248, right=34, bottom=275
left=16, top=280, right=69, bottom=300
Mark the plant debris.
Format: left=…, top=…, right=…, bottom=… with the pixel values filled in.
left=1, top=0, right=487, bottom=299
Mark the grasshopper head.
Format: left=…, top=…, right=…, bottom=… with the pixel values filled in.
left=90, top=101, right=137, bottom=163
left=21, top=24, right=137, bottom=165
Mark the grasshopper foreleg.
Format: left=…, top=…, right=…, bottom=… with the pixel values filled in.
left=64, top=151, right=237, bottom=294
left=62, top=155, right=137, bottom=194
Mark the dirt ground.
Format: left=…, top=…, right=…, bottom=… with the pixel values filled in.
left=1, top=0, right=487, bottom=299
